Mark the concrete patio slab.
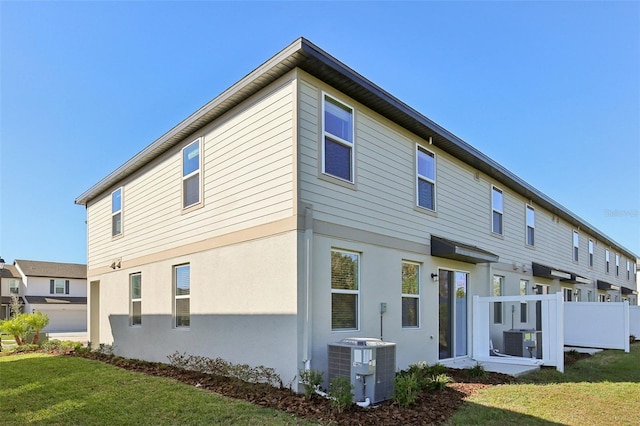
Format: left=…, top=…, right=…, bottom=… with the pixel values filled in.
left=441, top=357, right=540, bottom=377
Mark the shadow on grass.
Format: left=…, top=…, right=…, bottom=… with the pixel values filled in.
left=449, top=400, right=565, bottom=425
left=518, top=344, right=640, bottom=385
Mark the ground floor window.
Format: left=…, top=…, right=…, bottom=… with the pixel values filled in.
left=331, top=249, right=359, bottom=331
left=519, top=280, right=528, bottom=323
left=493, top=275, right=504, bottom=324
left=562, top=287, right=573, bottom=302
left=401, top=261, right=420, bottom=328
left=130, top=273, right=141, bottom=326
left=174, top=264, right=190, bottom=328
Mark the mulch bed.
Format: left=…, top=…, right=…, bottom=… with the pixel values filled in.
left=69, top=352, right=518, bottom=425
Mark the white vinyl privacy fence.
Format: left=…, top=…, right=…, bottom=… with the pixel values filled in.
left=472, top=293, right=565, bottom=373
left=564, top=301, right=630, bottom=352
left=628, top=306, right=640, bottom=340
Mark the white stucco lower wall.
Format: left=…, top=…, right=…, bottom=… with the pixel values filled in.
left=88, top=231, right=300, bottom=382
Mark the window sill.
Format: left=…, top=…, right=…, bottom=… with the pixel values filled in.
left=490, top=231, right=504, bottom=240
left=414, top=205, right=437, bottom=217
left=182, top=202, right=204, bottom=215
left=318, top=172, right=357, bottom=191
left=111, top=233, right=124, bottom=241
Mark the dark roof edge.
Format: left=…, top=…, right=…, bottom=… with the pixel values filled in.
left=74, top=37, right=638, bottom=260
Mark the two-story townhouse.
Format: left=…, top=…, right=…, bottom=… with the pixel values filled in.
left=75, top=38, right=637, bottom=387
left=0, top=264, right=26, bottom=319
left=11, top=260, right=88, bottom=333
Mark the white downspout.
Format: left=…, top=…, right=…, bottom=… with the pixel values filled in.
left=302, top=206, right=313, bottom=370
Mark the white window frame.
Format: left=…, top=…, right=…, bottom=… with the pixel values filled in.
left=615, top=254, right=620, bottom=276
left=588, top=239, right=594, bottom=267
left=416, top=145, right=436, bottom=211
left=572, top=231, right=579, bottom=262
left=182, top=139, right=202, bottom=209
left=111, top=187, right=123, bottom=237
left=563, top=287, right=573, bottom=302
left=605, top=249, right=610, bottom=273
left=627, top=260, right=631, bottom=280
left=174, top=264, right=191, bottom=328
left=525, top=205, right=535, bottom=246
left=55, top=279, right=65, bottom=295
left=491, top=186, right=503, bottom=235
left=599, top=293, right=606, bottom=303
left=9, top=279, right=19, bottom=295
left=322, top=93, right=355, bottom=183
left=401, top=261, right=420, bottom=328
left=331, top=249, right=360, bottom=331
left=493, top=275, right=504, bottom=324
left=130, top=273, right=142, bottom=326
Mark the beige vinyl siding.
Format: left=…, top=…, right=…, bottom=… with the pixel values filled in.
left=87, top=77, right=296, bottom=269
left=299, top=73, right=631, bottom=286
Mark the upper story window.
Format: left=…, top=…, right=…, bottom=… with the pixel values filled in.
left=182, top=139, right=201, bottom=208
left=491, top=186, right=503, bottom=235
left=588, top=240, right=594, bottom=267
left=615, top=254, right=620, bottom=276
left=130, top=273, right=142, bottom=326
left=174, top=264, right=191, bottom=328
left=525, top=205, right=535, bottom=246
left=50, top=279, right=69, bottom=295
left=634, top=263, right=638, bottom=279
left=112, top=188, right=122, bottom=237
left=9, top=279, right=19, bottom=295
left=401, top=261, right=420, bottom=328
left=323, top=94, right=354, bottom=183
left=627, top=260, right=631, bottom=280
left=331, top=249, right=359, bottom=331
left=416, top=146, right=436, bottom=210
left=605, top=249, right=610, bottom=273
left=572, top=231, right=579, bottom=262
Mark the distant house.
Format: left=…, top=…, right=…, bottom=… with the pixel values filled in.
left=75, top=38, right=637, bottom=386
left=0, top=264, right=25, bottom=319
left=1, top=260, right=87, bottom=333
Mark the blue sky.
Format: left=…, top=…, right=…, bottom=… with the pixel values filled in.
left=1, top=1, right=638, bottom=264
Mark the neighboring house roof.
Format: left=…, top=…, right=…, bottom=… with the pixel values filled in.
left=0, top=265, right=20, bottom=279
left=74, top=37, right=637, bottom=261
left=23, top=296, right=87, bottom=305
left=14, top=260, right=87, bottom=279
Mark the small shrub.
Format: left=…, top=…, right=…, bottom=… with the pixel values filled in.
left=467, top=362, right=487, bottom=378
left=329, top=376, right=353, bottom=413
left=630, top=335, right=636, bottom=343
left=299, top=369, right=324, bottom=399
left=426, top=363, right=448, bottom=375
left=426, top=373, right=452, bottom=391
left=95, top=343, right=115, bottom=356
left=166, top=352, right=282, bottom=387
left=393, top=371, right=420, bottom=407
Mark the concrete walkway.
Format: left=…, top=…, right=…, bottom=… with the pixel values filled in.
left=441, top=357, right=540, bottom=377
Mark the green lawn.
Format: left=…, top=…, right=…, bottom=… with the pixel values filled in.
left=448, top=344, right=640, bottom=425
left=0, top=353, right=317, bottom=425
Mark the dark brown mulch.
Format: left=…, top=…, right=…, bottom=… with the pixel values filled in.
left=70, top=352, right=517, bottom=425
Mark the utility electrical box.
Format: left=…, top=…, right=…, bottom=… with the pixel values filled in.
left=503, top=329, right=542, bottom=359
left=327, top=338, right=396, bottom=404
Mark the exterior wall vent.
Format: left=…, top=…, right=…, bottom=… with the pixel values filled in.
left=327, top=337, right=396, bottom=404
